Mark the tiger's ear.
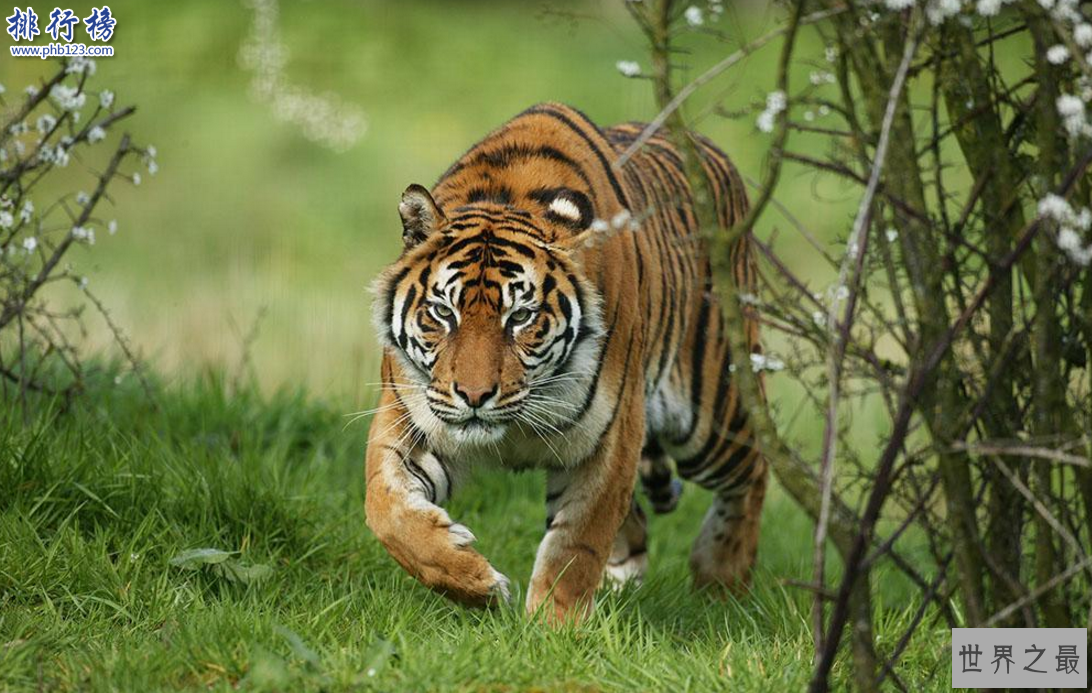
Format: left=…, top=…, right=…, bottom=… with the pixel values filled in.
left=399, top=184, right=445, bottom=248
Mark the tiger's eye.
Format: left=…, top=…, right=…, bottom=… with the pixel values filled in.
left=508, top=307, right=533, bottom=325
left=434, top=304, right=454, bottom=319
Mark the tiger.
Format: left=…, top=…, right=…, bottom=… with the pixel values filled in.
left=365, top=102, right=767, bottom=622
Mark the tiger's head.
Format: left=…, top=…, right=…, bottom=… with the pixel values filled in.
left=373, top=184, right=605, bottom=447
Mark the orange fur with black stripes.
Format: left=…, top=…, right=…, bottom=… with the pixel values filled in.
left=365, top=103, right=766, bottom=621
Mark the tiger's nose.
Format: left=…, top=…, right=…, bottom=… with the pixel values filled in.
left=454, top=383, right=497, bottom=408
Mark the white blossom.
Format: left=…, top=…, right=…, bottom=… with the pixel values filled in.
left=1043, top=0, right=1081, bottom=21
left=0, top=83, right=5, bottom=95
left=1038, top=194, right=1092, bottom=265
left=1056, top=227, right=1092, bottom=265
left=766, top=90, right=787, bottom=112
left=37, top=147, right=53, bottom=165
left=1075, top=23, right=1092, bottom=47
left=757, top=90, right=787, bottom=133
left=812, top=310, right=827, bottom=328
left=750, top=352, right=786, bottom=373
left=738, top=292, right=759, bottom=305
left=582, top=210, right=638, bottom=243
left=684, top=5, right=704, bottom=26
left=976, top=0, right=1003, bottom=15
left=885, top=0, right=915, bottom=10
left=809, top=71, right=836, bottom=85
left=99, top=90, right=114, bottom=109
left=756, top=111, right=776, bottom=133
left=825, top=46, right=837, bottom=63
left=66, top=56, right=96, bottom=75
left=1057, top=94, right=1085, bottom=118
left=22, top=236, right=36, bottom=252
left=25, top=85, right=37, bottom=97
left=20, top=200, right=33, bottom=223
left=35, top=114, right=56, bottom=134
left=1056, top=94, right=1091, bottom=137
left=611, top=210, right=633, bottom=229
left=76, top=191, right=90, bottom=205
left=72, top=226, right=95, bottom=245
left=88, top=126, right=106, bottom=143
left=1047, top=44, right=1070, bottom=64
left=144, top=145, right=159, bottom=174
left=108, top=219, right=118, bottom=235
left=1057, top=226, right=1083, bottom=249
left=1038, top=193, right=1071, bottom=221
left=132, top=172, right=142, bottom=186
left=0, top=211, right=13, bottom=229
left=886, top=228, right=899, bottom=242
left=1076, top=207, right=1092, bottom=229
left=926, top=0, right=962, bottom=24
left=50, top=84, right=86, bottom=112
left=616, top=60, right=641, bottom=78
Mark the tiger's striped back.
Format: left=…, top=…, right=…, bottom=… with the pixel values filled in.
left=603, top=121, right=764, bottom=497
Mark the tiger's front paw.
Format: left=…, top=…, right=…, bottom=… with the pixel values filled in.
left=435, top=555, right=512, bottom=607
left=367, top=509, right=510, bottom=607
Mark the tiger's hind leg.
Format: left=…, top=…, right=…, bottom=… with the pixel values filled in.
left=603, top=496, right=649, bottom=589
left=638, top=440, right=683, bottom=514
left=603, top=440, right=685, bottom=590
left=688, top=452, right=768, bottom=594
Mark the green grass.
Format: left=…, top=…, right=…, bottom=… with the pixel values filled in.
left=0, top=374, right=950, bottom=692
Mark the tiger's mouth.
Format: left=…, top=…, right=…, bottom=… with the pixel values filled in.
left=428, top=387, right=528, bottom=427
left=434, top=409, right=511, bottom=428
left=443, top=415, right=508, bottom=445
left=457, top=417, right=501, bottom=431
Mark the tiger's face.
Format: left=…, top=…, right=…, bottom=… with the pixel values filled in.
left=373, top=185, right=603, bottom=447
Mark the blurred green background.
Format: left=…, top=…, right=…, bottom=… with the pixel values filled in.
left=5, top=0, right=860, bottom=406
